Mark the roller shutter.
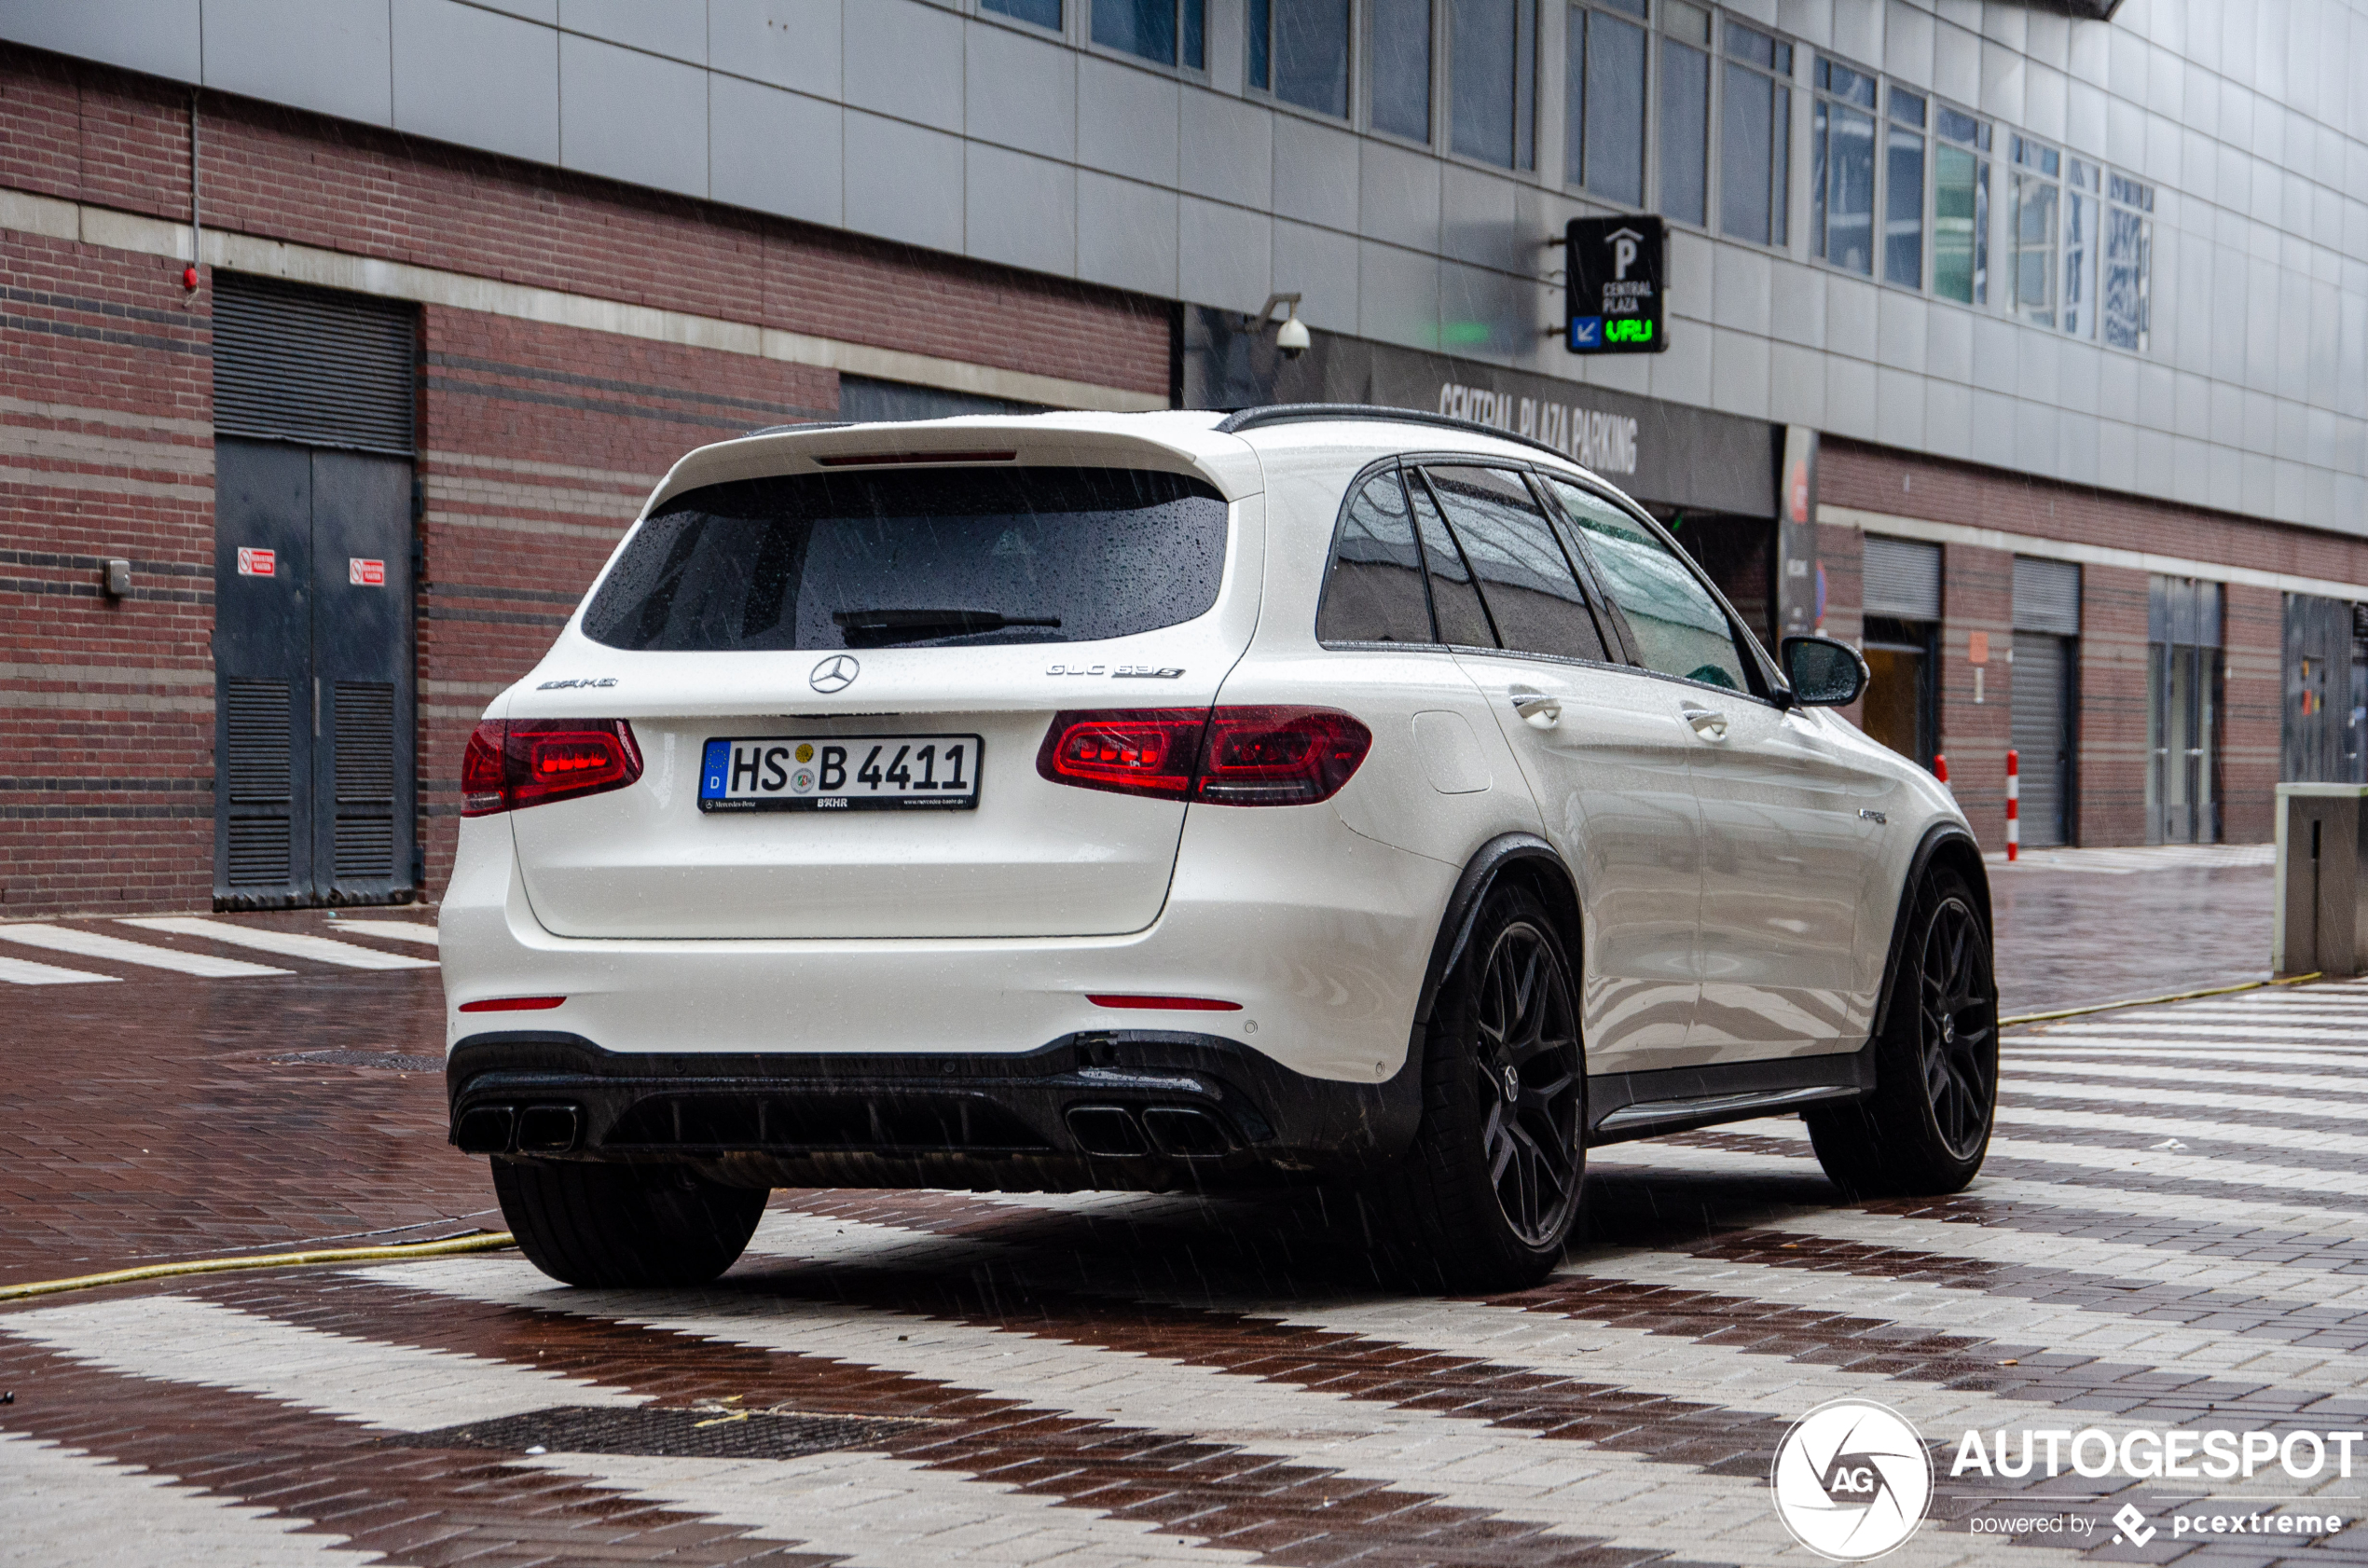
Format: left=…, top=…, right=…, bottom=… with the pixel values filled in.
left=1862, top=536, right=1941, bottom=620
left=213, top=274, right=416, bottom=455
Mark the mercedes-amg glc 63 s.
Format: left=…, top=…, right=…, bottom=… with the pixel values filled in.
left=442, top=406, right=1997, bottom=1291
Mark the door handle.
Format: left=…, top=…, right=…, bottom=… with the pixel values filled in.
left=1681, top=705, right=1729, bottom=740
left=1509, top=693, right=1563, bottom=730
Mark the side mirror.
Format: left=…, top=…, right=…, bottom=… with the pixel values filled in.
left=1781, top=635, right=1869, bottom=708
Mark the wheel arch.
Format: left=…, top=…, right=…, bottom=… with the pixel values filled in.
left=1413, top=833, right=1584, bottom=1030
left=1869, top=823, right=1992, bottom=1042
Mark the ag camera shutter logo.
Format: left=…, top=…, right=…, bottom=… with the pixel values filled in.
left=1771, top=1399, right=1933, bottom=1561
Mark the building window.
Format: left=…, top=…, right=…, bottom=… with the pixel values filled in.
left=2008, top=134, right=2060, bottom=329
left=1883, top=87, right=1924, bottom=287
left=1810, top=57, right=1877, bottom=273
left=2061, top=157, right=2099, bottom=338
left=1450, top=0, right=1537, bottom=170
left=1567, top=0, right=1647, bottom=204
left=1932, top=103, right=1989, bottom=304
left=1094, top=0, right=1205, bottom=69
left=1370, top=0, right=1433, bottom=141
left=1658, top=1, right=1711, bottom=225
left=1249, top=0, right=1351, bottom=117
left=983, top=0, right=1062, bottom=28
left=2104, top=172, right=2154, bottom=352
left=1719, top=20, right=1791, bottom=246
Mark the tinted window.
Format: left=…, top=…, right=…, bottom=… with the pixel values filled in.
left=1406, top=473, right=1497, bottom=648
left=583, top=468, right=1227, bottom=653
left=1542, top=477, right=1749, bottom=691
left=1317, top=471, right=1435, bottom=644
left=1423, top=466, right=1608, bottom=663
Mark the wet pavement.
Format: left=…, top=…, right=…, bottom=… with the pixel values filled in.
left=6, top=866, right=2363, bottom=1567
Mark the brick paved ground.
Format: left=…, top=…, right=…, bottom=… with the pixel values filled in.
left=4, top=864, right=2354, bottom=1567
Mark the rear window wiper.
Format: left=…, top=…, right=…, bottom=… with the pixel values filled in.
left=831, top=607, right=1063, bottom=648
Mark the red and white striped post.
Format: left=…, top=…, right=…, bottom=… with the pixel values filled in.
left=2005, top=748, right=2020, bottom=861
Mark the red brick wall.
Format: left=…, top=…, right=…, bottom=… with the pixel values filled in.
left=2076, top=565, right=2151, bottom=846
left=1940, top=544, right=2012, bottom=846
left=0, top=43, right=1177, bottom=914
left=2223, top=584, right=2283, bottom=844
left=0, top=232, right=215, bottom=912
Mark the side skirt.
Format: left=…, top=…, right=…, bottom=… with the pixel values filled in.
left=1584, top=1044, right=1875, bottom=1147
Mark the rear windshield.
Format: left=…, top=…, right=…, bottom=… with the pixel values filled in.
left=582, top=467, right=1229, bottom=653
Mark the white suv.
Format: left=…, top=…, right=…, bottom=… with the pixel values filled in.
left=442, top=406, right=1996, bottom=1292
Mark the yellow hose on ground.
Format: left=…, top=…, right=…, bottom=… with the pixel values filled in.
left=0, top=1231, right=516, bottom=1303
left=2003, top=971, right=2322, bottom=1028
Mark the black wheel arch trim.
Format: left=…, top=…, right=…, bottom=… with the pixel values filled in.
left=1414, top=833, right=1582, bottom=1031
left=1869, top=823, right=1994, bottom=1046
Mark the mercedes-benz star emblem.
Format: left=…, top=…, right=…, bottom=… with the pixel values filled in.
left=809, top=654, right=860, bottom=694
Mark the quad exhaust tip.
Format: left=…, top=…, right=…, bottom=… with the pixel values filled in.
left=1065, top=1104, right=1232, bottom=1160
left=455, top=1103, right=581, bottom=1155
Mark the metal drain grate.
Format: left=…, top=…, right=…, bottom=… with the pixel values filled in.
left=272, top=1049, right=445, bottom=1072
left=392, top=1405, right=929, bottom=1462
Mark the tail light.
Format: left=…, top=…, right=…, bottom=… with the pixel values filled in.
left=1037, top=707, right=1370, bottom=806
left=461, top=719, right=643, bottom=817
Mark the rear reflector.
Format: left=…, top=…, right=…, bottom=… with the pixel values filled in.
left=458, top=996, right=567, bottom=1012
left=1038, top=707, right=1370, bottom=805
left=1087, top=994, right=1244, bottom=1011
left=462, top=719, right=642, bottom=817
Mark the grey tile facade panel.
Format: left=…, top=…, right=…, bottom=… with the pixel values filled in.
left=1925, top=301, right=1972, bottom=384
left=2175, top=369, right=2215, bottom=442
left=2096, top=414, right=2135, bottom=493
left=0, top=0, right=200, bottom=81
left=1825, top=274, right=1879, bottom=361
left=203, top=0, right=391, bottom=126
left=392, top=0, right=559, bottom=166
left=1667, top=228, right=1715, bottom=326
left=967, top=143, right=1077, bottom=277
left=1438, top=164, right=1521, bottom=272
left=1883, top=0, right=1933, bottom=89
left=1876, top=289, right=1925, bottom=373
left=2016, top=395, right=2058, bottom=475
left=1778, top=0, right=1832, bottom=51
left=1970, top=386, right=2017, bottom=469
left=1712, top=247, right=1772, bottom=336
left=1179, top=89, right=1272, bottom=209
left=2016, top=330, right=2058, bottom=407
left=1831, top=0, right=1881, bottom=67
left=843, top=0, right=963, bottom=132
left=2024, top=8, right=2068, bottom=73
left=1440, top=260, right=1537, bottom=364
left=2134, top=426, right=2177, bottom=503
left=709, top=0, right=839, bottom=99
left=2058, top=408, right=2098, bottom=485
left=2138, top=360, right=2177, bottom=433
left=1875, top=364, right=1923, bottom=447
left=1358, top=240, right=1440, bottom=351
left=843, top=109, right=964, bottom=253
left=1272, top=116, right=1360, bottom=233
left=1273, top=217, right=1358, bottom=334
left=560, top=0, right=705, bottom=65
left=1967, top=315, right=2016, bottom=396
left=1769, top=340, right=1825, bottom=426
left=1769, top=260, right=1824, bottom=349
left=1979, top=2, right=2024, bottom=53
left=1075, top=170, right=1177, bottom=296
left=473, top=0, right=556, bottom=21
left=2107, top=95, right=2145, bottom=170
left=2057, top=338, right=2099, bottom=417
left=559, top=31, right=708, bottom=198
left=1930, top=20, right=1979, bottom=108
left=2242, top=386, right=2277, bottom=456
left=1714, top=329, right=1770, bottom=421
left=1359, top=140, right=1442, bottom=253
left=1824, top=353, right=1878, bottom=439
left=2096, top=341, right=2136, bottom=423
left=965, top=20, right=1075, bottom=160
left=1922, top=377, right=1971, bottom=461
left=2022, top=61, right=2064, bottom=143
left=1180, top=195, right=1272, bottom=313
left=1077, top=55, right=1179, bottom=186
left=1650, top=303, right=1714, bottom=406
left=709, top=75, right=841, bottom=227
left=2067, top=12, right=2106, bottom=89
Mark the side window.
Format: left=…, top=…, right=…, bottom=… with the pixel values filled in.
left=1405, top=471, right=1499, bottom=648
left=1542, top=476, right=1751, bottom=692
left=1421, top=466, right=1611, bottom=663
left=1316, top=470, right=1437, bottom=644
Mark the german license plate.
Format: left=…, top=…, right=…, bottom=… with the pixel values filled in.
left=699, top=736, right=982, bottom=812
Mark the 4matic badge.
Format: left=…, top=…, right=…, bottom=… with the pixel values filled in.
left=1771, top=1398, right=1933, bottom=1561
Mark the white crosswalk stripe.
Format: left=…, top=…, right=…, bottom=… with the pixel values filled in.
left=0, top=922, right=289, bottom=979
left=0, top=952, right=117, bottom=985
left=118, top=917, right=437, bottom=971
left=0, top=1432, right=363, bottom=1566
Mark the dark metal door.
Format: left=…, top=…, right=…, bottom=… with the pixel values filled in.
left=213, top=438, right=415, bottom=907
left=2011, top=631, right=2073, bottom=846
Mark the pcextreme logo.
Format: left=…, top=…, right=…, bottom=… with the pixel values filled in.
left=1770, top=1399, right=1934, bottom=1561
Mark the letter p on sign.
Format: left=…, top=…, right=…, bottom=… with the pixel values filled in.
left=1614, top=236, right=1638, bottom=279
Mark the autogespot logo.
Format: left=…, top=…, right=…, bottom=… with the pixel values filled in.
left=1771, top=1399, right=1934, bottom=1561
left=809, top=654, right=860, bottom=694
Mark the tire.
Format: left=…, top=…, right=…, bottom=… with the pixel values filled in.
left=492, top=1157, right=766, bottom=1287
left=1360, top=886, right=1588, bottom=1292
left=1806, top=866, right=1998, bottom=1198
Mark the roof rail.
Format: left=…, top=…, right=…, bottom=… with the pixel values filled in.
left=1212, top=403, right=1584, bottom=467
left=741, top=420, right=855, bottom=438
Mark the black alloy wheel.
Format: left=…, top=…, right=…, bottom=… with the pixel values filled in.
left=1806, top=865, right=1999, bottom=1198
left=1918, top=891, right=1997, bottom=1161
left=1471, top=919, right=1586, bottom=1247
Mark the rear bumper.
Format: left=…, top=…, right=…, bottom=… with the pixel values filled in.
left=447, top=1026, right=1424, bottom=1188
